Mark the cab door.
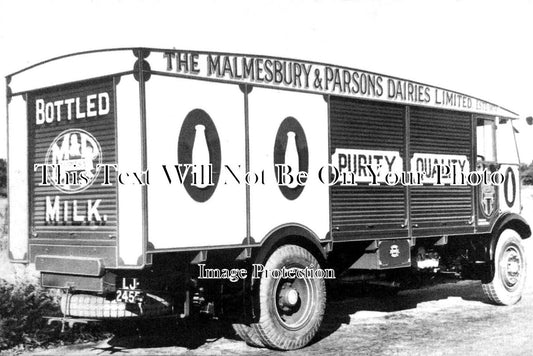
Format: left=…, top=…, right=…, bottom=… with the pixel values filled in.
left=495, top=118, right=521, bottom=216
left=475, top=116, right=499, bottom=231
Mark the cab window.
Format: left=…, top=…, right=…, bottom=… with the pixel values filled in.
left=476, top=118, right=496, bottom=162
left=496, top=118, right=520, bottom=164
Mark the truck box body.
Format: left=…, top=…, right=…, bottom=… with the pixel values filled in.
left=5, top=49, right=530, bottom=350
left=6, top=48, right=523, bottom=269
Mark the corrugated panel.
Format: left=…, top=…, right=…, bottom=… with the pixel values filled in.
left=330, top=98, right=405, bottom=151
left=409, top=107, right=473, bottom=236
left=329, top=97, right=407, bottom=240
left=28, top=78, right=118, bottom=240
left=410, top=108, right=471, bottom=155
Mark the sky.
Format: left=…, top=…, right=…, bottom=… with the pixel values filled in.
left=0, top=0, right=532, bottom=162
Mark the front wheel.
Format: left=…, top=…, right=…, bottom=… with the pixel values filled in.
left=482, top=229, right=527, bottom=305
left=252, top=244, right=326, bottom=350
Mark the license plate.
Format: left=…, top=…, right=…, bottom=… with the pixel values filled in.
left=116, top=289, right=144, bottom=303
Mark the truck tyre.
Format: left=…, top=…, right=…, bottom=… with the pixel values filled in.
left=232, top=323, right=264, bottom=347
left=482, top=229, right=527, bottom=305
left=252, top=244, right=326, bottom=350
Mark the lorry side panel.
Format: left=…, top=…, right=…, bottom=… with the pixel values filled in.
left=409, top=107, right=474, bottom=237
left=329, top=97, right=408, bottom=241
left=248, top=88, right=329, bottom=242
left=145, top=76, right=247, bottom=250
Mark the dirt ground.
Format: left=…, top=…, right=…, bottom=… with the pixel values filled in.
left=12, top=188, right=533, bottom=355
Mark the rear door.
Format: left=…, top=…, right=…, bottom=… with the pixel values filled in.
left=28, top=78, right=119, bottom=267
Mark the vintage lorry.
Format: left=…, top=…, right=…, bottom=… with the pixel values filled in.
left=5, top=48, right=531, bottom=350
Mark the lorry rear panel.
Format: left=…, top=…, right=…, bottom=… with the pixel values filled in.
left=27, top=78, right=118, bottom=266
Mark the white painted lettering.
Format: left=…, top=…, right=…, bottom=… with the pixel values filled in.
left=86, top=94, right=97, bottom=117
left=45, top=196, right=60, bottom=222
left=35, top=99, right=45, bottom=125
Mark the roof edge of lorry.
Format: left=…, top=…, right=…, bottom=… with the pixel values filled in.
left=5, top=46, right=520, bottom=119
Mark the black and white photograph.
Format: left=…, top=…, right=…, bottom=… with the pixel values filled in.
left=0, top=0, right=532, bottom=355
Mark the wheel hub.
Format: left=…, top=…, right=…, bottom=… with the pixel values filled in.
left=274, top=276, right=315, bottom=330
left=278, top=284, right=300, bottom=308
left=507, top=258, right=519, bottom=275
left=500, top=246, right=522, bottom=288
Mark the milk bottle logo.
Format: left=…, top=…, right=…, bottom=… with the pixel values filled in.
left=273, top=117, right=309, bottom=200
left=177, top=109, right=222, bottom=203
left=192, top=124, right=210, bottom=188
left=504, top=167, right=516, bottom=207
left=284, top=131, right=299, bottom=189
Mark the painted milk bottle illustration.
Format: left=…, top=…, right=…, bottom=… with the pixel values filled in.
left=192, top=124, right=210, bottom=188
left=285, top=131, right=299, bottom=189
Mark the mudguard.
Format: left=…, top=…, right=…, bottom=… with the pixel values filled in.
left=489, top=212, right=531, bottom=261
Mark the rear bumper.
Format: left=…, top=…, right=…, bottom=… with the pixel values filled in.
left=36, top=255, right=115, bottom=293
left=36, top=255, right=105, bottom=276
left=41, top=272, right=116, bottom=293
left=30, top=242, right=117, bottom=268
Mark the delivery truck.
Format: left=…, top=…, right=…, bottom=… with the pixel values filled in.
left=5, top=48, right=531, bottom=350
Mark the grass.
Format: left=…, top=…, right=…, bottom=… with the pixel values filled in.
left=0, top=197, right=60, bottom=351
left=0, top=278, right=61, bottom=350
left=0, top=202, right=89, bottom=351
left=0, top=198, right=109, bottom=352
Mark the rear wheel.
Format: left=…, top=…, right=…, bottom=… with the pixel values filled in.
left=252, top=244, right=326, bottom=350
left=482, top=229, right=527, bottom=305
